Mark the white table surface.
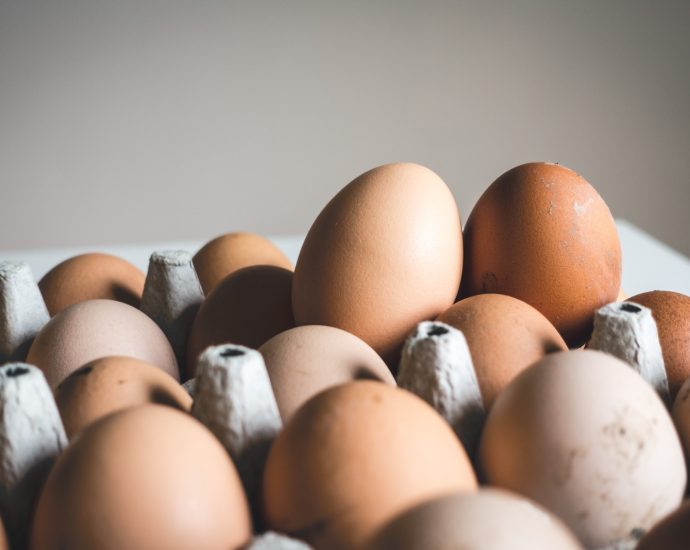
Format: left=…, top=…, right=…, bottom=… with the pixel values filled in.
left=1, top=219, right=689, bottom=297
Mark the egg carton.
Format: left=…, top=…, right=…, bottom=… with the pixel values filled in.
left=0, top=253, right=303, bottom=549
left=0, top=248, right=671, bottom=549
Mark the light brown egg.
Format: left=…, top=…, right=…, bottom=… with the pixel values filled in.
left=259, top=325, right=395, bottom=420
left=186, top=265, right=294, bottom=379
left=671, top=376, right=690, bottom=466
left=262, top=380, right=477, bottom=549
left=627, top=290, right=690, bottom=398
left=636, top=500, right=690, bottom=550
left=292, top=162, right=462, bottom=367
left=30, top=404, right=252, bottom=550
left=39, top=253, right=145, bottom=315
left=193, top=232, right=293, bottom=295
left=0, top=517, right=7, bottom=550
left=56, top=356, right=192, bottom=439
left=461, top=162, right=621, bottom=348
left=26, top=299, right=179, bottom=387
left=437, top=293, right=567, bottom=407
left=366, top=488, right=583, bottom=550
left=479, top=350, right=685, bottom=549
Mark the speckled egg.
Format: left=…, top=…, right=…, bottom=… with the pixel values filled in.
left=479, top=349, right=685, bottom=548
left=55, top=356, right=192, bottom=439
left=461, top=162, right=621, bottom=348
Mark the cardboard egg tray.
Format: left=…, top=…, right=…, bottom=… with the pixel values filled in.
left=1, top=225, right=690, bottom=549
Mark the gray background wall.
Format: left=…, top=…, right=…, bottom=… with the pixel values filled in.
left=1, top=1, right=689, bottom=256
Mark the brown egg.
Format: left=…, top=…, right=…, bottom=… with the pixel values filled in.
left=259, top=325, right=395, bottom=420
left=262, top=380, right=477, bottom=549
left=292, top=162, right=462, bottom=367
left=479, top=350, right=685, bottom=549
left=461, top=162, right=621, bottom=348
left=186, top=265, right=294, bottom=378
left=636, top=501, right=690, bottom=550
left=437, top=293, right=567, bottom=407
left=193, top=232, right=293, bottom=295
left=26, top=299, right=179, bottom=387
left=30, top=404, right=252, bottom=550
left=366, top=488, right=583, bottom=550
left=39, top=253, right=145, bottom=315
left=627, top=290, right=690, bottom=398
left=0, top=517, right=7, bottom=550
left=56, top=356, right=192, bottom=439
left=672, top=377, right=690, bottom=467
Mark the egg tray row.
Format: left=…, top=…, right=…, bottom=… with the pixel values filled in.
left=0, top=249, right=688, bottom=550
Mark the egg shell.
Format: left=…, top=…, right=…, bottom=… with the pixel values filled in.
left=30, top=404, right=252, bottom=550
left=460, top=162, right=621, bottom=348
left=366, top=488, right=583, bottom=550
left=186, top=265, right=294, bottom=378
left=0, top=518, right=7, bottom=550
left=26, top=299, right=179, bottom=387
left=436, top=293, right=567, bottom=407
left=193, top=232, right=293, bottom=295
left=262, top=380, right=477, bottom=549
left=55, top=356, right=192, bottom=439
left=259, top=325, right=395, bottom=420
left=636, top=500, right=690, bottom=550
left=39, top=253, right=145, bottom=315
left=478, top=349, right=686, bottom=548
left=671, top=377, right=690, bottom=464
left=626, top=290, right=690, bottom=398
left=292, top=162, right=463, bottom=367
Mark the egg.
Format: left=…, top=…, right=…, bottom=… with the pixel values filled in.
left=39, top=253, right=145, bottom=315
left=30, top=404, right=252, bottom=550
left=186, top=265, right=294, bottom=378
left=671, top=376, right=690, bottom=465
left=55, top=356, right=192, bottom=439
left=193, top=232, right=293, bottom=295
left=636, top=501, right=690, bottom=550
left=366, top=488, right=583, bottom=550
left=262, top=380, right=477, bottom=549
left=292, top=162, right=462, bottom=367
left=626, top=290, right=690, bottom=398
left=479, top=349, right=686, bottom=548
left=26, top=299, right=179, bottom=387
left=0, top=517, right=7, bottom=550
left=436, top=293, right=567, bottom=407
left=460, top=162, right=621, bottom=348
left=259, top=325, right=395, bottom=420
